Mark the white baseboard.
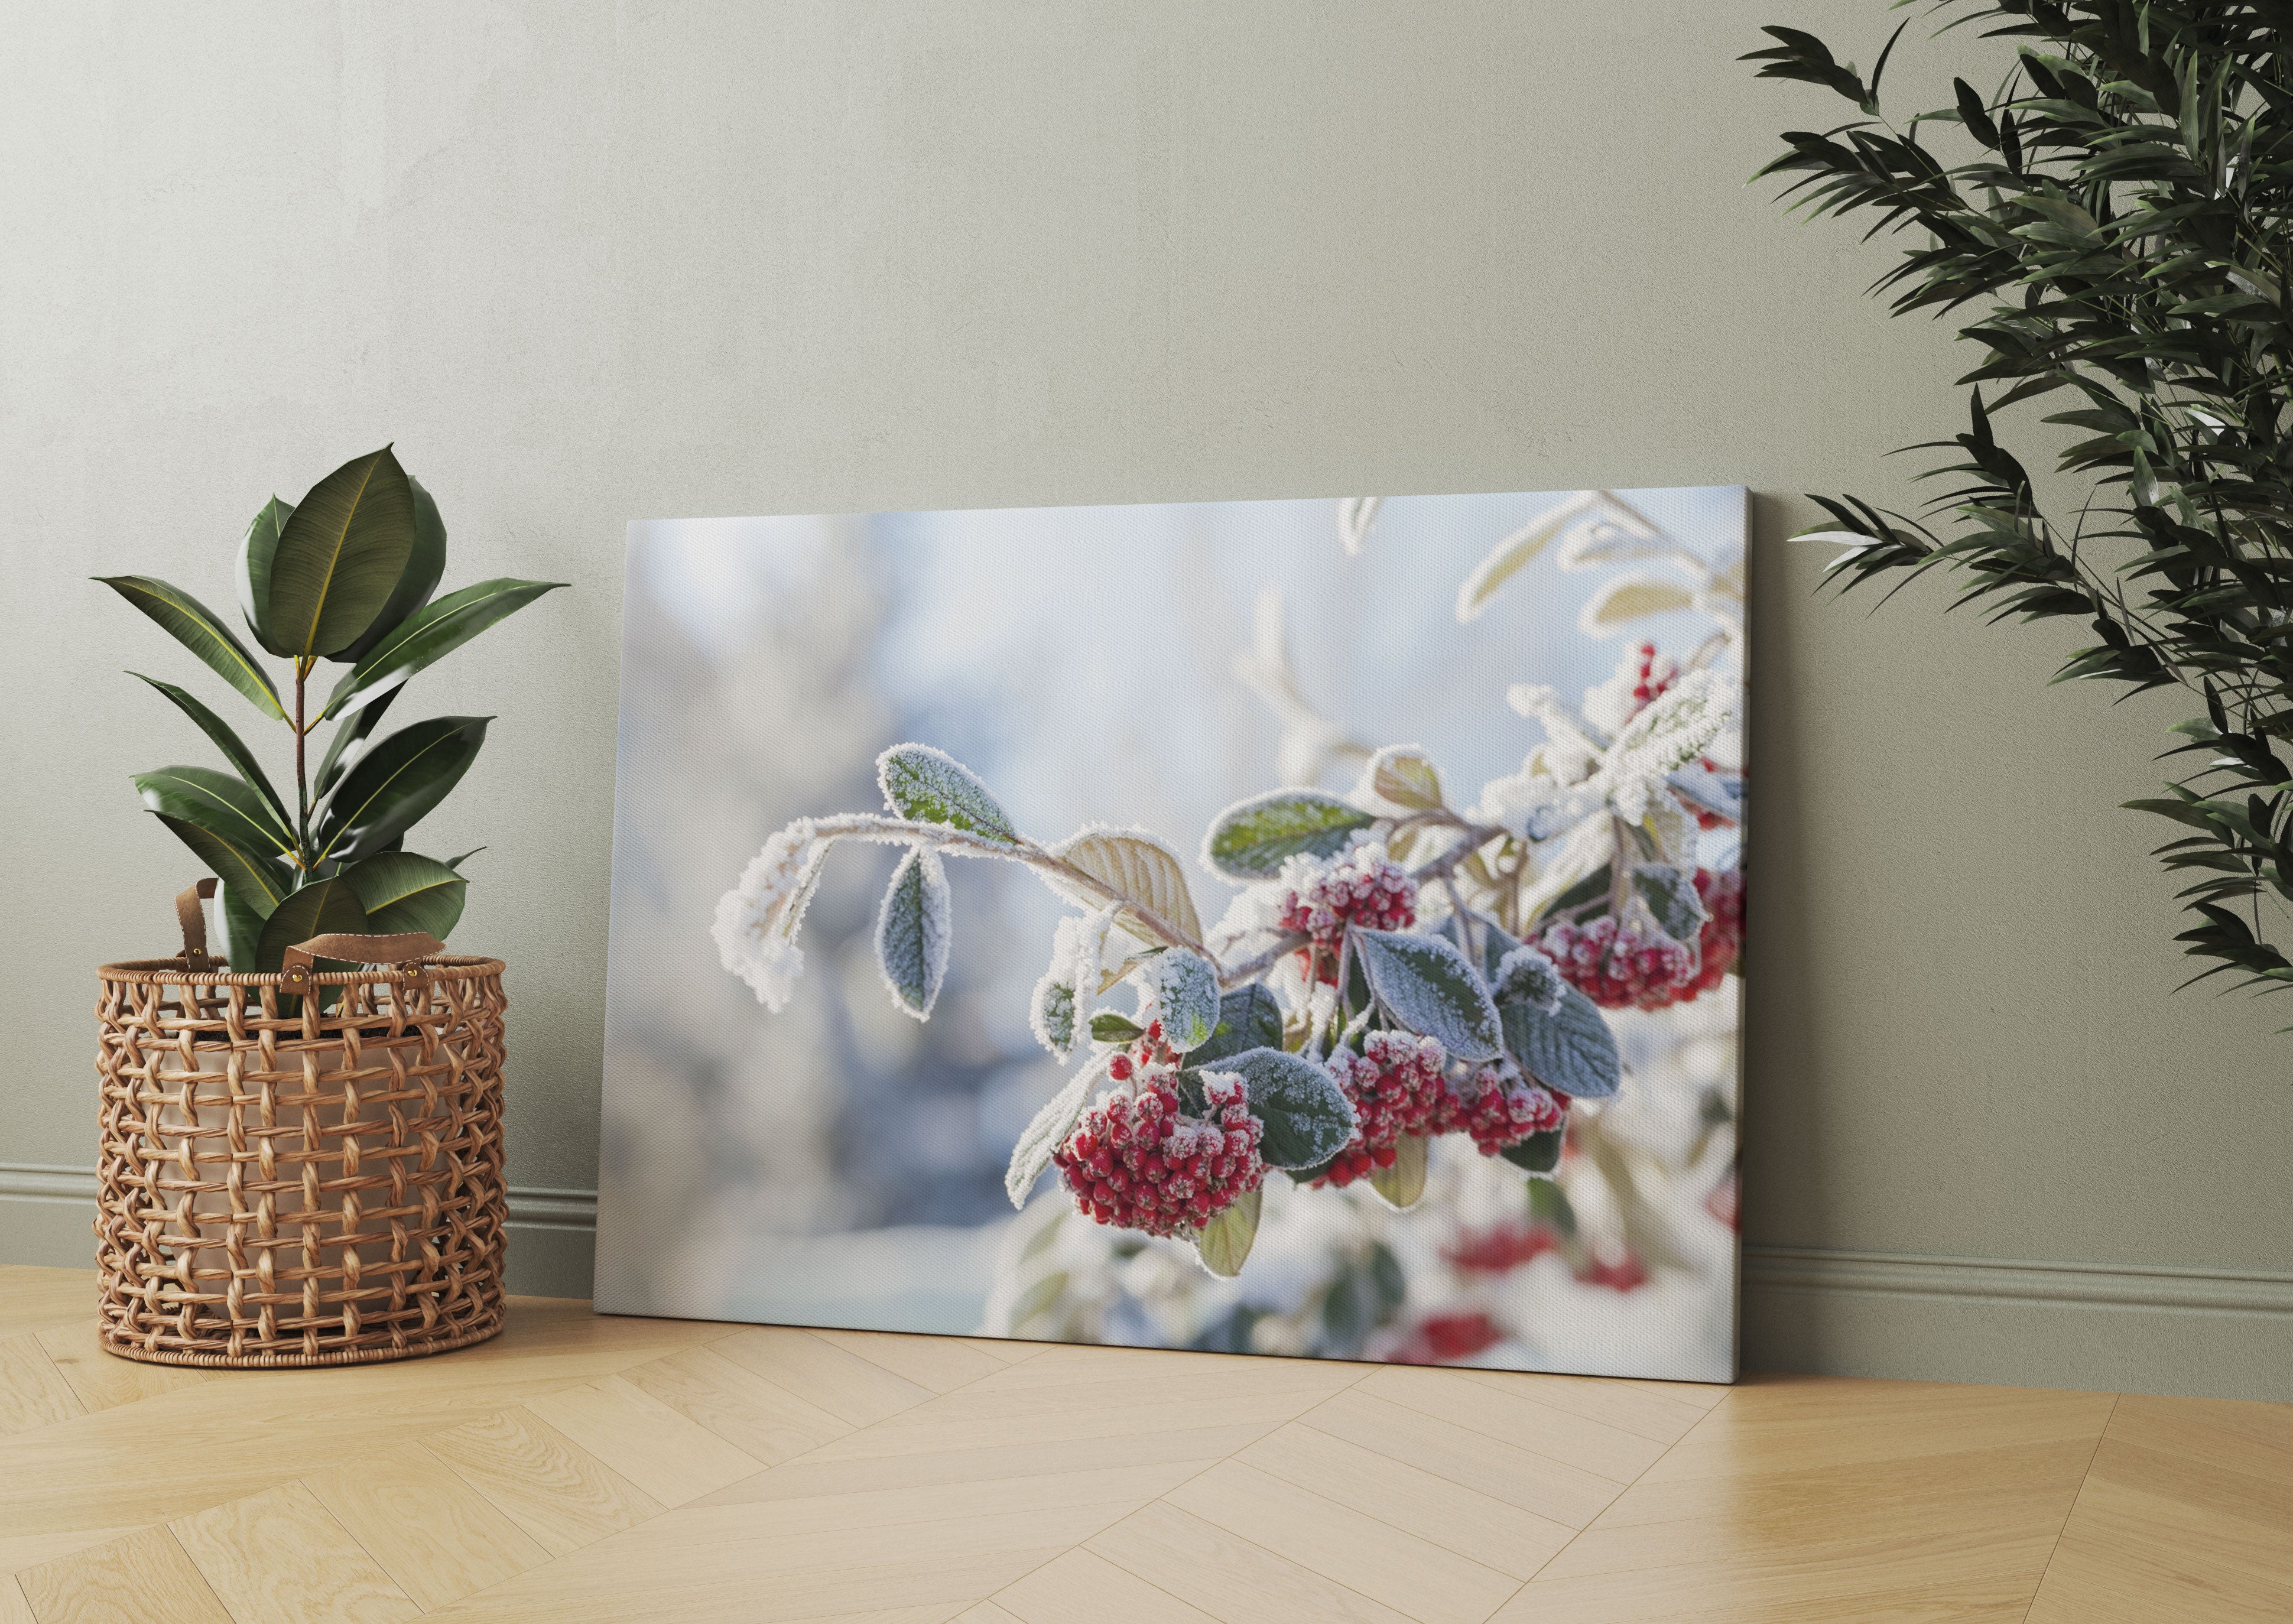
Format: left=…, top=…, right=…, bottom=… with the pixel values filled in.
left=8, top=1164, right=2285, bottom=1398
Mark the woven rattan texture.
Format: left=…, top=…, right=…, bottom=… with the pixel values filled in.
left=92, top=956, right=509, bottom=1368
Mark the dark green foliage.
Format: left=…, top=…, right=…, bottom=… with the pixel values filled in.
left=102, top=449, right=564, bottom=969
left=1747, top=2, right=2293, bottom=1005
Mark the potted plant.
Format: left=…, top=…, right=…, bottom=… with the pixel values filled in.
left=100, top=446, right=561, bottom=965
left=89, top=447, right=562, bottom=1368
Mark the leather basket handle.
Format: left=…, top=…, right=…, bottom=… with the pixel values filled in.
left=176, top=880, right=219, bottom=972
left=281, top=931, right=447, bottom=988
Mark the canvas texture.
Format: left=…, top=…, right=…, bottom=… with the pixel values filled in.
left=596, top=489, right=1745, bottom=1382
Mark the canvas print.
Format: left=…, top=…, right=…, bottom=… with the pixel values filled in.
left=597, top=488, right=1745, bottom=1381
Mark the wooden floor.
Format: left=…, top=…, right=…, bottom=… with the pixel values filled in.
left=1, top=1266, right=2286, bottom=1623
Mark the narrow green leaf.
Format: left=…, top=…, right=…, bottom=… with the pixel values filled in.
left=1202, top=791, right=1375, bottom=879
left=313, top=684, right=401, bottom=800
left=874, top=846, right=952, bottom=1018
left=150, top=814, right=288, bottom=918
left=254, top=876, right=370, bottom=975
left=340, top=850, right=467, bottom=939
left=268, top=446, right=417, bottom=658
left=334, top=475, right=449, bottom=664
left=1194, top=1185, right=1262, bottom=1278
left=876, top=744, right=1022, bottom=843
left=134, top=765, right=294, bottom=856
left=320, top=576, right=565, bottom=721
left=130, top=674, right=289, bottom=827
left=97, top=576, right=285, bottom=719
left=313, top=715, right=490, bottom=863
left=235, top=496, right=295, bottom=655
left=1089, top=1012, right=1145, bottom=1042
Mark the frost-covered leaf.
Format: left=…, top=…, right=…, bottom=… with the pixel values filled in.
left=1493, top=943, right=1566, bottom=1014
left=1354, top=745, right=1444, bottom=813
left=875, top=846, right=951, bottom=1019
left=1369, top=1133, right=1430, bottom=1210
left=877, top=743, right=1022, bottom=844
left=1579, top=573, right=1696, bottom=638
left=1510, top=984, right=1620, bottom=1100
left=1354, top=928, right=1503, bottom=1062
left=1189, top=985, right=1285, bottom=1067
left=1499, top=1125, right=1564, bottom=1177
left=1049, top=826, right=1203, bottom=943
left=1141, top=949, right=1219, bottom=1052
left=1597, top=669, right=1735, bottom=821
left=1005, top=1060, right=1103, bottom=1207
left=1204, top=791, right=1375, bottom=879
left=1516, top=816, right=1613, bottom=930
left=1670, top=762, right=1745, bottom=825
left=1337, top=496, right=1382, bottom=555
left=1090, top=1011, right=1145, bottom=1042
left=1031, top=974, right=1077, bottom=1055
left=1456, top=492, right=1597, bottom=622
left=1223, top=1047, right=1354, bottom=1169
left=1195, top=1184, right=1262, bottom=1278
left=1633, top=863, right=1706, bottom=943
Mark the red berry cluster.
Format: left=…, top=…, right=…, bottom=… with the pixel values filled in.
left=1453, top=1066, right=1564, bottom=1155
left=1394, top=1310, right=1504, bottom=1365
left=1280, top=846, right=1417, bottom=984
left=1575, top=1251, right=1649, bottom=1292
left=1313, top=1036, right=1565, bottom=1186
left=1537, top=913, right=1696, bottom=1010
left=1312, top=1031, right=1450, bottom=1187
left=1442, top=1222, right=1563, bottom=1275
left=1106, top=1019, right=1178, bottom=1083
left=1053, top=1073, right=1264, bottom=1239
left=1607, top=866, right=1745, bottom=1012
left=1619, top=639, right=1676, bottom=717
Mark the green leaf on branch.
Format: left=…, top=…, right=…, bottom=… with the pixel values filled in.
left=1006, top=1064, right=1099, bottom=1207
left=217, top=882, right=267, bottom=970
left=335, top=475, right=449, bottom=665
left=151, top=814, right=289, bottom=917
left=1142, top=948, right=1219, bottom=1051
left=254, top=876, right=369, bottom=976
left=1633, top=863, right=1707, bottom=943
left=134, top=766, right=294, bottom=857
left=1194, top=1185, right=1262, bottom=1278
left=1500, top=1126, right=1565, bottom=1178
left=235, top=496, right=294, bottom=656
left=268, top=446, right=417, bottom=659
left=1369, top=1133, right=1430, bottom=1210
left=96, top=576, right=285, bottom=720
left=341, top=851, right=467, bottom=939
left=1220, top=1047, right=1354, bottom=1170
left=875, top=846, right=951, bottom=1018
left=320, top=576, right=566, bottom=720
left=1508, top=985, right=1621, bottom=1100
left=131, top=674, right=290, bottom=827
left=313, top=686, right=400, bottom=800
left=1089, top=1011, right=1144, bottom=1043
left=1354, top=927, right=1503, bottom=1061
left=876, top=744, right=1022, bottom=844
left=1203, top=790, right=1375, bottom=878
left=314, top=715, right=490, bottom=863
left=1189, top=985, right=1285, bottom=1067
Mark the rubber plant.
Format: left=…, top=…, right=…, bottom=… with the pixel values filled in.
left=100, top=447, right=563, bottom=970
left=1746, top=2, right=2293, bottom=1005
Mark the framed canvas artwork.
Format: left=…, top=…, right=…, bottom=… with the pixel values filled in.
left=596, top=488, right=1745, bottom=1381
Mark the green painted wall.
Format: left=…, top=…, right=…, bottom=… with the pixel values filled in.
left=3, top=1, right=2285, bottom=1398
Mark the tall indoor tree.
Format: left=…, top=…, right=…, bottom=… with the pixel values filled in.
left=1746, top=2, right=2293, bottom=1005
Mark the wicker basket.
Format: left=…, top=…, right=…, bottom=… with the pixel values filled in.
left=92, top=882, right=509, bottom=1368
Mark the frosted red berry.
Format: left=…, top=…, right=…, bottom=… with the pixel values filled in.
left=1442, top=1222, right=1563, bottom=1275
left=1052, top=1073, right=1264, bottom=1239
left=1631, top=867, right=1744, bottom=1011
left=1280, top=845, right=1417, bottom=985
left=1311, top=1031, right=1451, bottom=1188
left=1452, top=1066, right=1563, bottom=1155
left=1537, top=913, right=1694, bottom=1010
